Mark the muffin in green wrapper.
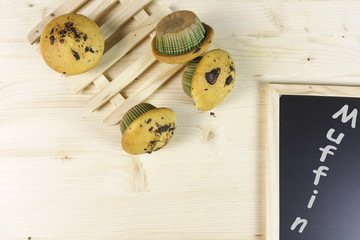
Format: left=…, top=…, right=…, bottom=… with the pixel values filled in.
left=182, top=49, right=236, bottom=111
left=120, top=103, right=176, bottom=155
left=151, top=10, right=214, bottom=64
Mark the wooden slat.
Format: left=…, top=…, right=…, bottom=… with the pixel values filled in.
left=85, top=0, right=119, bottom=21
left=100, top=0, right=152, bottom=40
left=27, top=0, right=89, bottom=44
left=104, top=63, right=186, bottom=126
left=92, top=75, right=125, bottom=108
left=66, top=6, right=172, bottom=93
left=88, top=49, right=156, bottom=111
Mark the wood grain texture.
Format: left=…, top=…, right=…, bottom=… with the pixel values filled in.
left=4, top=0, right=360, bottom=239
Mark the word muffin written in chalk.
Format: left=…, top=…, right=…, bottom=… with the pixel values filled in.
left=290, top=104, right=358, bottom=233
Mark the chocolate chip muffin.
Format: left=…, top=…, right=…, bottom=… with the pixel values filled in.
left=120, top=103, right=176, bottom=155
left=182, top=49, right=236, bottom=111
left=40, top=13, right=104, bottom=75
left=151, top=10, right=214, bottom=64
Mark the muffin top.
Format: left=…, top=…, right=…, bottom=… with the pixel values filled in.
left=40, top=13, right=104, bottom=75
left=121, top=107, right=176, bottom=155
left=191, top=49, right=236, bottom=111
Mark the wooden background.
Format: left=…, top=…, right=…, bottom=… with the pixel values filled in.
left=2, top=0, right=360, bottom=239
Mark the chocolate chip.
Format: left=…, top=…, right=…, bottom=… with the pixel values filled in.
left=72, top=50, right=80, bottom=60
left=49, top=35, right=55, bottom=45
left=230, top=65, right=234, bottom=72
left=60, top=39, right=64, bottom=43
left=205, top=68, right=220, bottom=85
left=51, top=13, right=55, bottom=17
left=210, top=112, right=216, bottom=117
left=59, top=29, right=66, bottom=37
left=157, top=124, right=176, bottom=135
left=193, top=48, right=201, bottom=54
left=157, top=125, right=170, bottom=134
left=146, top=119, right=152, bottom=124
left=63, top=72, right=66, bottom=74
left=85, top=47, right=95, bottom=53
left=50, top=28, right=54, bottom=35
left=225, top=75, right=233, bottom=85
left=149, top=127, right=154, bottom=132
left=83, top=34, right=88, bottom=41
left=205, top=88, right=208, bottom=91
left=65, top=22, right=73, bottom=28
left=147, top=140, right=158, bottom=153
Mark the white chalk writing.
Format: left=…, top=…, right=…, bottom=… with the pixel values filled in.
left=332, top=104, right=357, bottom=128
left=291, top=217, right=308, bottom=233
left=307, top=190, right=319, bottom=209
left=290, top=104, right=358, bottom=233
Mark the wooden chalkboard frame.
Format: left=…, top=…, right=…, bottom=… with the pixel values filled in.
left=266, top=83, right=360, bottom=240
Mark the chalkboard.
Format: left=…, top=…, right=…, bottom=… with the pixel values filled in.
left=267, top=84, right=360, bottom=240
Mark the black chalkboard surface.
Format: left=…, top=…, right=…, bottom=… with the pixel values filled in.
left=267, top=84, right=360, bottom=240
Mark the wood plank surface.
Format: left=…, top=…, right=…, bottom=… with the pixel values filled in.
left=3, top=0, right=360, bottom=239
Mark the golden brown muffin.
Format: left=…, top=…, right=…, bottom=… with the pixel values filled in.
left=151, top=10, right=214, bottom=64
left=120, top=103, right=176, bottom=155
left=40, top=13, right=104, bottom=75
left=182, top=49, right=236, bottom=111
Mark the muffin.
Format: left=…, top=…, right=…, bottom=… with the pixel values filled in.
left=182, top=49, right=235, bottom=111
left=151, top=10, right=214, bottom=64
left=40, top=13, right=104, bottom=75
left=120, top=103, right=176, bottom=155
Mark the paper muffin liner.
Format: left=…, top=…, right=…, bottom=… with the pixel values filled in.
left=182, top=57, right=202, bottom=96
left=120, top=103, right=156, bottom=134
left=155, top=17, right=206, bottom=55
